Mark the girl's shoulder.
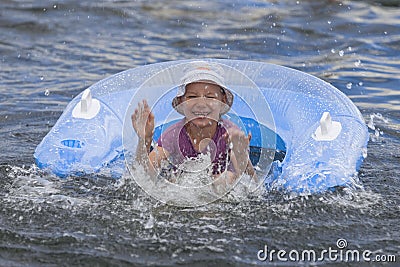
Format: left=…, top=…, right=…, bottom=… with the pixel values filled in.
left=220, top=118, right=240, bottom=130
left=158, top=119, right=185, bottom=140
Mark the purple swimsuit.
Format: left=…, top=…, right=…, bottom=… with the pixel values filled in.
left=157, top=119, right=238, bottom=174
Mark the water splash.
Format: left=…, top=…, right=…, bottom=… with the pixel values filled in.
left=367, top=113, right=389, bottom=141
left=121, top=152, right=266, bottom=207
left=4, top=165, right=97, bottom=210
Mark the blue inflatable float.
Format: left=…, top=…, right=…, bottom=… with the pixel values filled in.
left=34, top=59, right=369, bottom=194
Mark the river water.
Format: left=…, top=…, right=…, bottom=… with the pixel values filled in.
left=0, top=0, right=399, bottom=266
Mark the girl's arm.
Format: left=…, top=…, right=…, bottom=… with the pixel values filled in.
left=213, top=128, right=256, bottom=188
left=225, top=128, right=254, bottom=178
left=131, top=100, right=168, bottom=176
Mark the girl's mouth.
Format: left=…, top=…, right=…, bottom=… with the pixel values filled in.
left=192, top=112, right=209, bottom=118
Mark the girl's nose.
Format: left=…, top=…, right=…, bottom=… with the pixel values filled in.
left=194, top=96, right=207, bottom=104
left=195, top=99, right=207, bottom=109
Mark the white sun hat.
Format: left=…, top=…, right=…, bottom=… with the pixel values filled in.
left=172, top=61, right=234, bottom=115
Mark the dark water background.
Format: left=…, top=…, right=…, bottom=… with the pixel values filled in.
left=0, top=0, right=399, bottom=266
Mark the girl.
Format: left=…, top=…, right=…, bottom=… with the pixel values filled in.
left=132, top=61, right=254, bottom=185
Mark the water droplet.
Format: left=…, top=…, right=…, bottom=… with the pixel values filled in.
left=331, top=49, right=336, bottom=54
left=374, top=129, right=380, bottom=137
left=44, top=89, right=50, bottom=96
left=354, top=60, right=361, bottom=67
left=144, top=215, right=154, bottom=229
left=339, top=50, right=344, bottom=57
left=40, top=76, right=44, bottom=81
left=346, top=82, right=352, bottom=90
left=361, top=148, right=368, bottom=158
left=328, top=21, right=332, bottom=25
left=367, top=116, right=375, bottom=130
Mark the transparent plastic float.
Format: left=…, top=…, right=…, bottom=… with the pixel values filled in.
left=34, top=59, right=369, bottom=194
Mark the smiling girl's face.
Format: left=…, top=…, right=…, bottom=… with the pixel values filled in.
left=178, top=82, right=228, bottom=129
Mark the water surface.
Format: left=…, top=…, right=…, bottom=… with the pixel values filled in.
left=0, top=0, right=399, bottom=266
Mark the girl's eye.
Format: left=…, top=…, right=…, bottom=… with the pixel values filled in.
left=185, top=94, right=219, bottom=99
left=206, top=95, right=219, bottom=99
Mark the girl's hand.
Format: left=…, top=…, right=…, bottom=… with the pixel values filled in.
left=223, top=128, right=252, bottom=175
left=131, top=100, right=155, bottom=141
left=224, top=128, right=251, bottom=156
